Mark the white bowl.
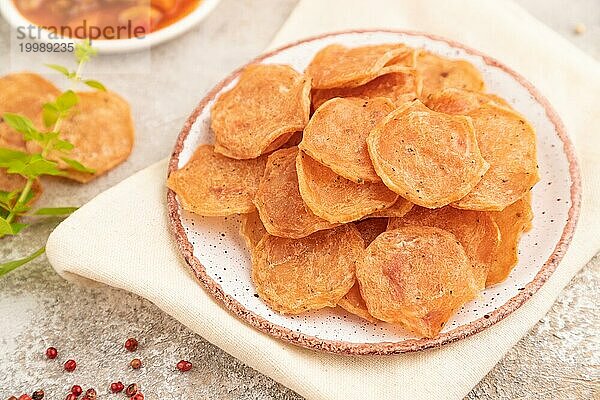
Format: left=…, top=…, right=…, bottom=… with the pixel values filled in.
left=0, top=0, right=221, bottom=54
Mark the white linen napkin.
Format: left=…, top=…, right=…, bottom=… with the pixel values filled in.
left=46, top=1, right=600, bottom=399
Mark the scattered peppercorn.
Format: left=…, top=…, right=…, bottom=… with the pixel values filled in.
left=64, top=359, right=77, bottom=372
left=18, top=396, right=31, bottom=400
left=45, top=347, right=58, bottom=359
left=31, top=391, right=44, bottom=400
left=71, top=385, right=82, bottom=396
left=125, top=383, right=138, bottom=397
left=131, top=394, right=144, bottom=400
left=124, top=337, right=138, bottom=352
left=574, top=22, right=587, bottom=35
left=176, top=360, right=193, bottom=372
left=64, top=394, right=77, bottom=400
left=110, top=381, right=125, bottom=393
left=83, top=388, right=96, bottom=400
left=130, top=358, right=142, bottom=369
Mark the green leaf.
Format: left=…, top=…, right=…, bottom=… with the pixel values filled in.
left=42, top=103, right=60, bottom=128
left=25, top=158, right=62, bottom=177
left=0, top=217, right=13, bottom=235
left=2, top=113, right=38, bottom=139
left=75, top=40, right=97, bottom=63
left=1, top=114, right=44, bottom=142
left=61, top=157, right=95, bottom=174
left=84, top=79, right=106, bottom=91
left=46, top=64, right=71, bottom=77
left=34, top=207, right=78, bottom=216
left=8, top=156, right=62, bottom=179
left=53, top=139, right=75, bottom=152
left=0, top=148, right=29, bottom=161
left=0, top=148, right=29, bottom=168
left=56, top=90, right=79, bottom=112
left=4, top=159, right=26, bottom=174
left=2, top=113, right=35, bottom=132
left=10, top=222, right=27, bottom=235
left=0, top=217, right=25, bottom=236
left=0, top=190, right=15, bottom=206
left=0, top=246, right=45, bottom=277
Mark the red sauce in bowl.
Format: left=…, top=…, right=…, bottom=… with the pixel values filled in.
left=14, top=0, right=202, bottom=40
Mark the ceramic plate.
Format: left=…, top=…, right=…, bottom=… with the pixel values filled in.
left=167, top=30, right=581, bottom=355
left=0, top=0, right=221, bottom=54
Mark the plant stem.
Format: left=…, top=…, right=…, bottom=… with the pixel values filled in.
left=5, top=179, right=33, bottom=224
left=74, top=57, right=85, bottom=85
left=5, top=57, right=88, bottom=225
left=0, top=246, right=46, bottom=276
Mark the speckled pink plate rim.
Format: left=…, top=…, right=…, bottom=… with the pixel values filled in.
left=166, top=29, right=581, bottom=355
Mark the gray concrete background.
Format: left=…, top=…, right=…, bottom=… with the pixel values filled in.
left=0, top=0, right=598, bottom=398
